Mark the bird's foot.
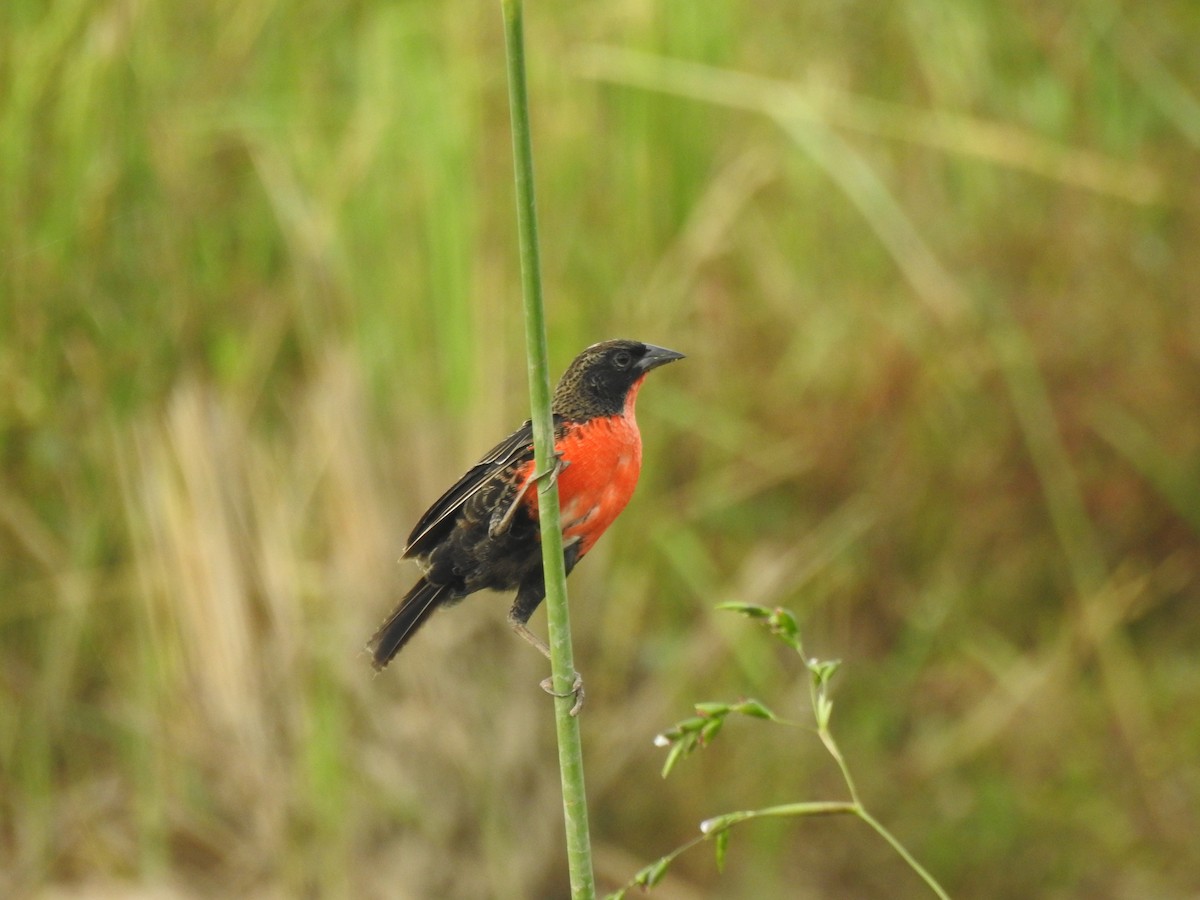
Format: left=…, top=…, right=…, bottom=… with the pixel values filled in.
left=510, top=618, right=585, bottom=715
left=540, top=671, right=585, bottom=717
left=534, top=452, right=570, bottom=494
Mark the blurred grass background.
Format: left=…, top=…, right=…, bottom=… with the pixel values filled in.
left=2, top=0, right=1199, bottom=897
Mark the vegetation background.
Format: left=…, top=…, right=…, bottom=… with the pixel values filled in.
left=3, top=0, right=1198, bottom=897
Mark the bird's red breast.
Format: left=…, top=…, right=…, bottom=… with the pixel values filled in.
left=516, top=374, right=647, bottom=557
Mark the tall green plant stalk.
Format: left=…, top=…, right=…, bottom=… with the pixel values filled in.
left=500, top=2, right=596, bottom=897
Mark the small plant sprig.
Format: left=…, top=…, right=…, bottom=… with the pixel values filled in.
left=607, top=602, right=949, bottom=900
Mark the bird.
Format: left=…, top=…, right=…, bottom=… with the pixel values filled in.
left=368, top=339, right=683, bottom=713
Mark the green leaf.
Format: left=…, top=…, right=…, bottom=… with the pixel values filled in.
left=695, top=701, right=732, bottom=717
left=808, top=657, right=842, bottom=684
left=714, top=828, right=731, bottom=872
left=635, top=856, right=672, bottom=888
left=733, top=698, right=775, bottom=720
left=716, top=601, right=772, bottom=618
left=661, top=739, right=687, bottom=779
left=768, top=607, right=799, bottom=639
left=700, top=716, right=724, bottom=745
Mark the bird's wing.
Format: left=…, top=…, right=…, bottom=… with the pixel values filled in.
left=403, top=418, right=552, bottom=558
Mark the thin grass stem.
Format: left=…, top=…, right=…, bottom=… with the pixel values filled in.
left=499, top=2, right=596, bottom=897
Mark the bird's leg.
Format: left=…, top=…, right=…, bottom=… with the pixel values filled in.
left=508, top=572, right=585, bottom=716
left=489, top=453, right=570, bottom=538
left=507, top=617, right=586, bottom=716
left=489, top=478, right=532, bottom=538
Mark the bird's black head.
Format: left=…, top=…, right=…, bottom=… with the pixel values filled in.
left=552, top=339, right=684, bottom=420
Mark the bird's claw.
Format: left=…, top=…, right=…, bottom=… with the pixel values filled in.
left=535, top=452, right=570, bottom=494
left=540, top=671, right=585, bottom=716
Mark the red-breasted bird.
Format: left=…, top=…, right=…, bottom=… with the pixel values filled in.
left=368, top=339, right=683, bottom=711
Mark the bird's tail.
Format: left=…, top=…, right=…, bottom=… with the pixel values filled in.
left=369, top=577, right=451, bottom=670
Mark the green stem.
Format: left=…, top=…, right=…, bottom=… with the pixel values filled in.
left=500, top=2, right=596, bottom=898
left=854, top=807, right=952, bottom=900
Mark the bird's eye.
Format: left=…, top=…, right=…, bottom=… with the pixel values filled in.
left=612, top=350, right=633, bottom=369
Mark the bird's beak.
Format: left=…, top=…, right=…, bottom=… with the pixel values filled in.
left=636, top=344, right=686, bottom=372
